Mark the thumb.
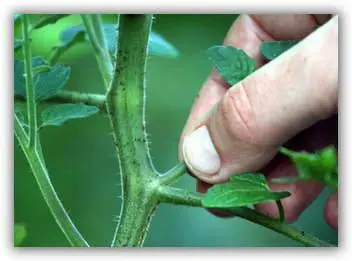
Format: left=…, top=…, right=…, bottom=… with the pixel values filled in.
left=182, top=16, right=338, bottom=184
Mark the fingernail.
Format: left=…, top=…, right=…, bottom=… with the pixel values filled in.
left=182, top=125, right=221, bottom=176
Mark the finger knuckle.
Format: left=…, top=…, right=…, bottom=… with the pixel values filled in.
left=219, top=82, right=260, bottom=143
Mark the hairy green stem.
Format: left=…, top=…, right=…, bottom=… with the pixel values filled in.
left=81, top=14, right=113, bottom=88
left=14, top=115, right=89, bottom=247
left=157, top=186, right=333, bottom=247
left=230, top=207, right=333, bottom=247
left=105, top=14, right=155, bottom=247
left=21, top=15, right=37, bottom=149
left=157, top=186, right=203, bottom=207
left=48, top=90, right=106, bottom=107
left=159, top=162, right=187, bottom=185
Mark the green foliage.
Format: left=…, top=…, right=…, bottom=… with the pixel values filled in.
left=260, top=40, right=299, bottom=61
left=202, top=173, right=290, bottom=208
left=59, top=24, right=179, bottom=58
left=14, top=14, right=23, bottom=25
left=40, top=103, right=99, bottom=128
left=32, top=64, right=52, bottom=74
left=207, top=45, right=256, bottom=86
left=14, top=39, right=22, bottom=51
left=50, top=30, right=86, bottom=64
left=30, top=14, right=69, bottom=31
left=14, top=56, right=71, bottom=102
left=14, top=102, right=28, bottom=126
left=272, top=146, right=338, bottom=190
left=14, top=224, right=27, bottom=246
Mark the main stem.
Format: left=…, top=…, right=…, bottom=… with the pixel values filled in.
left=106, top=14, right=156, bottom=247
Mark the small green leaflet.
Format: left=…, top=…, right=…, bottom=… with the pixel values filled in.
left=40, top=103, right=99, bottom=128
left=272, top=146, right=338, bottom=190
left=14, top=223, right=27, bottom=246
left=207, top=45, right=256, bottom=86
left=260, top=40, right=299, bottom=61
left=59, top=24, right=179, bottom=58
left=202, top=173, right=290, bottom=208
left=14, top=56, right=71, bottom=102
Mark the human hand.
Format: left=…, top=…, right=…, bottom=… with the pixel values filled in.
left=179, top=14, right=338, bottom=229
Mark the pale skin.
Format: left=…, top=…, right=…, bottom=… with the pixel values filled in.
left=179, top=14, right=338, bottom=229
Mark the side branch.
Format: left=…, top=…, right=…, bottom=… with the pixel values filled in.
left=15, top=90, right=106, bottom=110
left=81, top=14, right=113, bottom=89
left=156, top=185, right=333, bottom=247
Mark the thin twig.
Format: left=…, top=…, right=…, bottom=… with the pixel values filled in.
left=14, top=115, right=89, bottom=247
left=21, top=15, right=37, bottom=149
left=159, top=162, right=188, bottom=185
left=81, top=15, right=113, bottom=89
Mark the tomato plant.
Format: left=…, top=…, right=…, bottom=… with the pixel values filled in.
left=14, top=14, right=337, bottom=247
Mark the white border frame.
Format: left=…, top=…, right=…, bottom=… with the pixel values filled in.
left=2, top=1, right=350, bottom=259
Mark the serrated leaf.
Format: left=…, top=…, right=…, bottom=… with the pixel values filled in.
left=59, top=24, right=179, bottom=58
left=31, top=14, right=69, bottom=30
left=40, top=103, right=99, bottom=128
left=14, top=56, right=71, bottom=102
left=260, top=40, right=299, bottom=61
left=14, top=223, right=27, bottom=246
left=14, top=57, right=44, bottom=97
left=202, top=173, right=290, bottom=208
left=277, top=146, right=338, bottom=189
left=207, top=45, right=256, bottom=86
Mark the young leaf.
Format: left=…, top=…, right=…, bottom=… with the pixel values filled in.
left=49, top=31, right=86, bottom=65
left=40, top=103, right=99, bottom=128
left=14, top=223, right=27, bottom=246
left=275, top=146, right=338, bottom=190
left=207, top=45, right=256, bottom=86
left=202, top=173, right=290, bottom=208
left=59, top=24, right=179, bottom=58
left=260, top=40, right=299, bottom=61
left=14, top=57, right=71, bottom=101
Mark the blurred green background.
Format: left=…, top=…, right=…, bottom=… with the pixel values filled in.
left=14, top=14, right=338, bottom=247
